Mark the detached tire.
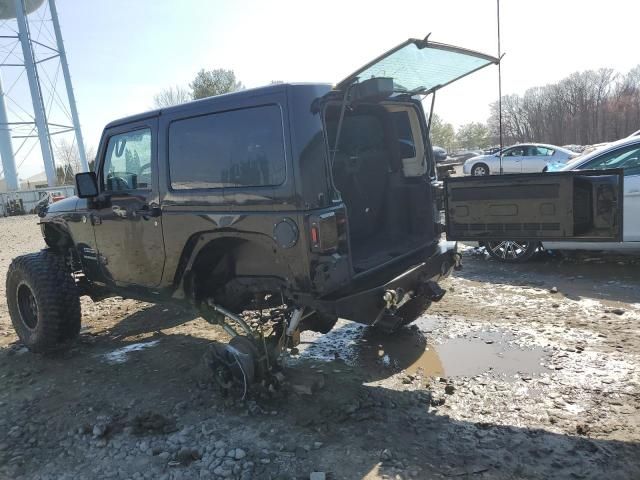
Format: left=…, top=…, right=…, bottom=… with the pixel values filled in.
left=6, top=250, right=81, bottom=352
left=484, top=240, right=539, bottom=263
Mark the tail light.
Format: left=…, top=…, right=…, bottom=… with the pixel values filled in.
left=309, top=211, right=339, bottom=253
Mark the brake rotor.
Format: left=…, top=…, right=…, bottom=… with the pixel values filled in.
left=205, top=336, right=257, bottom=393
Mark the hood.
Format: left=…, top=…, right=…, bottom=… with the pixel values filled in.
left=44, top=195, right=79, bottom=214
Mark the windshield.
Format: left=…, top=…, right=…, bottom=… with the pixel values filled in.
left=337, top=39, right=499, bottom=94
left=556, top=139, right=640, bottom=172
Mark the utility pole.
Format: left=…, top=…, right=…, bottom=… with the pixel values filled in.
left=497, top=0, right=504, bottom=175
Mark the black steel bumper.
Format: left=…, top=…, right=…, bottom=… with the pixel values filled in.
left=319, top=243, right=460, bottom=326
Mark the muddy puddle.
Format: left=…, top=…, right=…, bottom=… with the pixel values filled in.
left=298, top=318, right=549, bottom=381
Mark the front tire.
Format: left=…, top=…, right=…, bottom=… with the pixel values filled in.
left=6, top=250, right=81, bottom=352
left=484, top=241, right=539, bottom=263
left=471, top=163, right=490, bottom=176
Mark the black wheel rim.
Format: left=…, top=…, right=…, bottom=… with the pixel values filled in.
left=487, top=240, right=531, bottom=260
left=17, top=283, right=38, bottom=329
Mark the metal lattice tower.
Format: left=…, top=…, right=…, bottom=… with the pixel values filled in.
left=0, top=0, right=87, bottom=190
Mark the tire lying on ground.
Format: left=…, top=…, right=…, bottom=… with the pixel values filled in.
left=6, top=249, right=81, bottom=352
left=483, top=240, right=539, bottom=263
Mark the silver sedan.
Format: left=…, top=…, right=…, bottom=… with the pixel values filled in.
left=462, top=143, right=577, bottom=176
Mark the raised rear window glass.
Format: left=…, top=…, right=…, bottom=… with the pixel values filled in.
left=169, top=105, right=286, bottom=189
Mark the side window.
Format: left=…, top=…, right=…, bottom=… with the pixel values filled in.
left=102, top=129, right=152, bottom=192
left=529, top=146, right=553, bottom=156
left=582, top=144, right=640, bottom=176
left=169, top=105, right=286, bottom=190
left=505, top=147, right=524, bottom=157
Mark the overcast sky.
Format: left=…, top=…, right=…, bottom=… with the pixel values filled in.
left=7, top=0, right=640, bottom=177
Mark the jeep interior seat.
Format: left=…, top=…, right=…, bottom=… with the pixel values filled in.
left=333, top=113, right=391, bottom=242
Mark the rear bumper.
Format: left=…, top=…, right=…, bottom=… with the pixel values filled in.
left=313, top=241, right=459, bottom=325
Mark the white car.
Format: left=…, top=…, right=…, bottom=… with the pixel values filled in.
left=483, top=136, right=640, bottom=262
left=462, top=143, right=577, bottom=176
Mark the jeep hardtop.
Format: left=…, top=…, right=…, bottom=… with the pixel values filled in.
left=6, top=37, right=624, bottom=387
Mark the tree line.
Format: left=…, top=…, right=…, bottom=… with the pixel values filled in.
left=430, top=114, right=491, bottom=152
left=432, top=65, right=640, bottom=151
left=488, top=65, right=640, bottom=146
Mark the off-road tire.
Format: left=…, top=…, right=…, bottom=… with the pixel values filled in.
left=483, top=240, right=539, bottom=263
left=6, top=250, right=81, bottom=352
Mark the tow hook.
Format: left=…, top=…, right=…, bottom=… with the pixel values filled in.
left=383, top=288, right=405, bottom=309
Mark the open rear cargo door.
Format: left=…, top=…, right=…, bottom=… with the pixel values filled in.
left=444, top=170, right=623, bottom=241
left=336, top=37, right=499, bottom=94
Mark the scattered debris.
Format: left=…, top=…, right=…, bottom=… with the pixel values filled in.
left=380, top=449, right=393, bottom=461
left=128, top=412, right=176, bottom=435
left=576, top=423, right=591, bottom=436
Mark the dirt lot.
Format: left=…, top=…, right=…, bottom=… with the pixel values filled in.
left=0, top=215, right=639, bottom=480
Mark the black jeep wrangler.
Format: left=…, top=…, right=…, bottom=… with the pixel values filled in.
left=6, top=37, right=624, bottom=385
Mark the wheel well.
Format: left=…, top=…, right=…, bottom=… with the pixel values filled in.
left=472, top=162, right=489, bottom=173
left=185, top=237, right=288, bottom=309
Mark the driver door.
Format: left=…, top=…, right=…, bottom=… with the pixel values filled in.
left=500, top=146, right=525, bottom=173
left=92, top=118, right=165, bottom=287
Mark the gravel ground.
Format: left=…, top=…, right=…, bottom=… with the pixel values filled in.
left=0, top=215, right=639, bottom=480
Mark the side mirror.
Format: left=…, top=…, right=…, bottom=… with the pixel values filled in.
left=75, top=172, right=99, bottom=199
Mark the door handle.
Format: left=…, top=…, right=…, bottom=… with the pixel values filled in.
left=134, top=204, right=161, bottom=218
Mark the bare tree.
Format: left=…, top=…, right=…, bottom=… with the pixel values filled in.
left=153, top=85, right=192, bottom=108
left=489, top=65, right=637, bottom=146
left=54, top=139, right=97, bottom=184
